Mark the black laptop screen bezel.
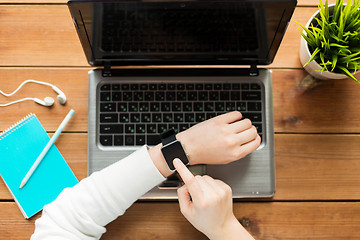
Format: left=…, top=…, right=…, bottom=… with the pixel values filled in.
left=68, top=0, right=296, bottom=67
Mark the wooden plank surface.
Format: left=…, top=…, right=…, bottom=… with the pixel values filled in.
left=1, top=201, right=359, bottom=240
left=0, top=5, right=323, bottom=69
left=1, top=68, right=359, bottom=133
left=1, top=133, right=359, bottom=200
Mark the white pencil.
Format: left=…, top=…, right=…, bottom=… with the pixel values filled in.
left=19, top=109, right=75, bottom=189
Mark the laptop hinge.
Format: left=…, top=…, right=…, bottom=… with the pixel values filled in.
left=249, top=63, right=259, bottom=76
left=102, top=62, right=112, bottom=77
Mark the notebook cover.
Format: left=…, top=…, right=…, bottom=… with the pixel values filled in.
left=0, top=114, right=79, bottom=219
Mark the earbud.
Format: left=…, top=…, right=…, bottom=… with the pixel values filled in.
left=52, top=86, right=67, bottom=105
left=0, top=79, right=67, bottom=107
left=34, top=97, right=55, bottom=107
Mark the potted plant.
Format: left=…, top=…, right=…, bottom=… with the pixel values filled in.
left=296, top=0, right=360, bottom=83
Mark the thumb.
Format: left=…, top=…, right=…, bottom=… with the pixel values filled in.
left=177, top=185, right=192, bottom=216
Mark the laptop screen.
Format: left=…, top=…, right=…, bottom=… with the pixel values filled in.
left=68, top=0, right=296, bottom=66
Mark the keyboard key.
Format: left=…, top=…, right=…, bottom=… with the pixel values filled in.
left=112, top=92, right=121, bottom=101
left=215, top=102, right=225, bottom=111
left=141, top=113, right=151, bottom=123
left=186, top=84, right=195, bottom=90
left=147, top=135, right=161, bottom=145
left=220, top=91, right=230, bottom=100
left=100, top=84, right=111, bottom=91
left=242, top=91, right=261, bottom=100
left=195, top=83, right=204, bottom=90
left=147, top=124, right=157, bottom=134
left=168, top=83, right=176, bottom=90
left=130, top=113, right=140, bottom=122
left=159, top=84, right=166, bottom=90
left=163, top=113, right=173, bottom=122
left=118, top=102, right=127, bottom=112
left=100, top=92, right=111, bottom=101
left=194, top=102, right=203, bottom=111
left=100, top=103, right=116, bottom=112
left=198, top=91, right=208, bottom=101
left=136, top=124, right=146, bottom=134
left=158, top=124, right=168, bottom=133
left=185, top=113, right=195, bottom=122
left=134, top=92, right=143, bottom=101
left=125, top=135, right=135, bottom=145
left=223, top=83, right=231, bottom=90
left=129, top=103, right=138, bottom=112
left=195, top=113, right=206, bottom=122
left=114, top=135, right=123, bottom=146
left=100, top=135, right=112, bottom=146
left=183, top=102, right=192, bottom=112
left=139, top=102, right=149, bottom=112
left=149, top=84, right=157, bottom=90
left=242, top=113, right=262, bottom=122
left=251, top=83, right=261, bottom=90
left=112, top=84, right=120, bottom=90
left=152, top=113, right=162, bottom=122
left=130, top=84, right=139, bottom=90
left=144, top=92, right=154, bottom=101
left=166, top=91, right=176, bottom=101
left=123, top=91, right=132, bottom=101
left=204, top=102, right=214, bottom=111
left=236, top=102, right=246, bottom=111
left=177, top=92, right=187, bottom=101
left=206, top=112, right=216, bottom=119
left=100, top=113, right=118, bottom=123
left=248, top=102, right=262, bottom=111
left=150, top=102, right=160, bottom=112
left=232, top=83, right=240, bottom=90
left=177, top=84, right=185, bottom=90
left=172, top=102, right=182, bottom=112
left=121, top=84, right=130, bottom=90
left=125, top=124, right=135, bottom=133
left=174, top=113, right=184, bottom=122
left=241, top=83, right=250, bottom=90
left=230, top=91, right=241, bottom=100
left=161, top=102, right=171, bottom=112
left=119, top=113, right=130, bottom=123
left=209, top=91, right=219, bottom=100
left=100, top=124, right=123, bottom=133
left=155, top=92, right=165, bottom=101
left=140, top=84, right=148, bottom=90
left=187, top=91, right=197, bottom=100
left=225, top=102, right=236, bottom=111
left=136, top=135, right=146, bottom=145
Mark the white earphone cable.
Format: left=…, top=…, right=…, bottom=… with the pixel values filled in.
left=0, top=98, right=35, bottom=107
left=0, top=80, right=53, bottom=97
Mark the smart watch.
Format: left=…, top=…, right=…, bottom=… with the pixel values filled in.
left=160, top=129, right=189, bottom=171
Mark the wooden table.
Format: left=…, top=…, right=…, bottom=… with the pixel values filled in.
left=1, top=0, right=359, bottom=239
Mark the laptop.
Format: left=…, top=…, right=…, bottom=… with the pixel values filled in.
left=67, top=0, right=296, bottom=199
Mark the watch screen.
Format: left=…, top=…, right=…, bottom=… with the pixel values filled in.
left=161, top=141, right=189, bottom=170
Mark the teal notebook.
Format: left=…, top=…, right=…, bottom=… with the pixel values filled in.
left=0, top=114, right=79, bottom=219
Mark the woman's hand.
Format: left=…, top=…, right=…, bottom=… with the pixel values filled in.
left=174, top=159, right=255, bottom=240
left=177, top=111, right=261, bottom=165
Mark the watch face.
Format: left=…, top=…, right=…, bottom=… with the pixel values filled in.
left=161, top=141, right=189, bottom=171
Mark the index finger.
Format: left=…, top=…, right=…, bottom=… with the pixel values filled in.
left=173, top=158, right=194, bottom=185
left=215, top=111, right=242, bottom=124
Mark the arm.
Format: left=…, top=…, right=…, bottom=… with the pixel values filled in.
left=31, top=111, right=259, bottom=239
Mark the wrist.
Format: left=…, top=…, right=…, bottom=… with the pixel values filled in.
left=208, top=217, right=254, bottom=240
left=148, top=144, right=173, bottom=178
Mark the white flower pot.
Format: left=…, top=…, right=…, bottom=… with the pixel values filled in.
left=299, top=4, right=351, bottom=80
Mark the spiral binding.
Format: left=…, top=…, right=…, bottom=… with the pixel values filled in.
left=0, top=113, right=35, bottom=140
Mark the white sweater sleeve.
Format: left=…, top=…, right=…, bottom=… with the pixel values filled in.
left=31, top=145, right=166, bottom=240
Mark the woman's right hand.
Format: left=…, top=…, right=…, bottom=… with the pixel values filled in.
left=174, top=159, right=255, bottom=240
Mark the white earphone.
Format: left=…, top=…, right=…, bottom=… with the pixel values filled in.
left=0, top=80, right=66, bottom=107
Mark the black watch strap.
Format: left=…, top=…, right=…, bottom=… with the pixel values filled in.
left=160, top=129, right=176, bottom=146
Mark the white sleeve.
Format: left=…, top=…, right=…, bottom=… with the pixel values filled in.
left=31, top=145, right=166, bottom=240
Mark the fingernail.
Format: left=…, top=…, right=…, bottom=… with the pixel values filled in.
left=173, top=158, right=181, bottom=165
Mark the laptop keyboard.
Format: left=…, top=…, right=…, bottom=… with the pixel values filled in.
left=99, top=82, right=264, bottom=147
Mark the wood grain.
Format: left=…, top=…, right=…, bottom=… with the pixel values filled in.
left=1, top=133, right=360, bottom=200
left=1, top=201, right=359, bottom=240
left=0, top=5, right=320, bottom=69
left=1, top=69, right=359, bottom=133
